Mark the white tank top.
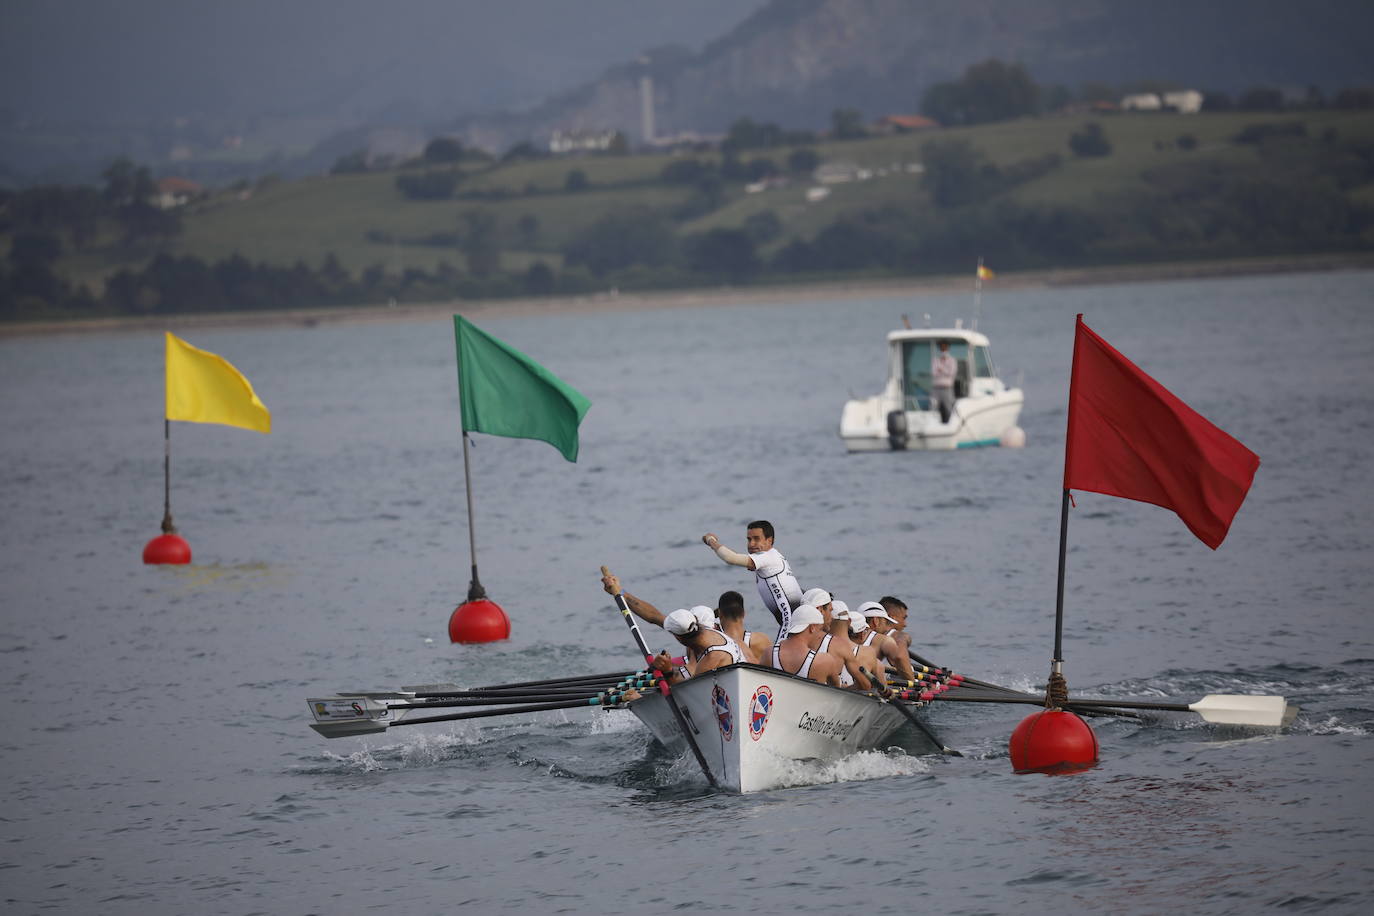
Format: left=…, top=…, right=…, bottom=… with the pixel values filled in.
left=751, top=547, right=804, bottom=639
left=704, top=631, right=745, bottom=665
left=771, top=643, right=817, bottom=679
left=817, top=634, right=854, bottom=687
left=861, top=630, right=879, bottom=648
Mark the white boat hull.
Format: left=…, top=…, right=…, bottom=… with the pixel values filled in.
left=627, top=663, right=928, bottom=793
left=840, top=389, right=1024, bottom=452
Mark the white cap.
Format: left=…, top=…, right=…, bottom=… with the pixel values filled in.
left=664, top=608, right=699, bottom=636
left=802, top=587, right=832, bottom=607
left=857, top=600, right=896, bottom=623
left=847, top=613, right=869, bottom=634
left=785, top=604, right=824, bottom=634
left=831, top=600, right=849, bottom=615
left=689, top=605, right=716, bottom=628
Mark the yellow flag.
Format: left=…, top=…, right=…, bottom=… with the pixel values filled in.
left=165, top=332, right=271, bottom=433
left=977, top=264, right=995, bottom=280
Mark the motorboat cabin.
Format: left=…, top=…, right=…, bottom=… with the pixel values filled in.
left=839, top=328, right=1024, bottom=452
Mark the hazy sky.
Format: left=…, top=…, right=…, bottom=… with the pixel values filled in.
left=0, top=0, right=768, bottom=124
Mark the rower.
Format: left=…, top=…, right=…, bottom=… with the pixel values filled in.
left=651, top=608, right=745, bottom=685
left=802, top=587, right=834, bottom=627
left=702, top=520, right=804, bottom=643
left=856, top=601, right=916, bottom=681
left=715, top=590, right=771, bottom=664
left=819, top=602, right=881, bottom=690
left=767, top=604, right=844, bottom=687
left=879, top=596, right=913, bottom=652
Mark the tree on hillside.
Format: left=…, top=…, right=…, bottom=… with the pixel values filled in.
left=685, top=228, right=758, bottom=283
left=919, top=139, right=1001, bottom=207
left=921, top=59, right=1040, bottom=126
left=1068, top=122, right=1113, bottom=158
left=424, top=137, right=464, bottom=162
left=459, top=209, right=500, bottom=277
left=563, top=207, right=678, bottom=276
left=830, top=108, right=867, bottom=140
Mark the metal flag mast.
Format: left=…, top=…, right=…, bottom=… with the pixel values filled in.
left=460, top=429, right=486, bottom=602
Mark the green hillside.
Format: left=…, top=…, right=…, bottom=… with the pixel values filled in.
left=166, top=109, right=1374, bottom=273
left=6, top=106, right=1374, bottom=321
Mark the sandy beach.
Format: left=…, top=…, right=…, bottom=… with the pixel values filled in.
left=4, top=252, right=1371, bottom=339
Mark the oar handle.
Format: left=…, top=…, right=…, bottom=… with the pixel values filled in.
left=861, top=667, right=961, bottom=757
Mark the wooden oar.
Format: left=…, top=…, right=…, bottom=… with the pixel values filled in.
left=932, top=691, right=1292, bottom=727
left=601, top=565, right=719, bottom=788
left=861, top=668, right=961, bottom=756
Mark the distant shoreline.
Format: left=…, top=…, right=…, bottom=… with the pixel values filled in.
left=3, top=252, right=1371, bottom=339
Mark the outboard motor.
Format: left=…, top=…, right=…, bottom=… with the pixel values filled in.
left=886, top=409, right=908, bottom=450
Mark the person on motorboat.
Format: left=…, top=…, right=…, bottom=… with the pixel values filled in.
left=767, top=604, right=845, bottom=687
left=857, top=601, right=916, bottom=679
left=716, top=590, right=771, bottom=664
left=650, top=608, right=745, bottom=685
left=702, top=520, right=804, bottom=643
left=932, top=340, right=958, bottom=424
left=819, top=602, right=881, bottom=690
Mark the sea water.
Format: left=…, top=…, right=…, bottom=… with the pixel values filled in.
left=2, top=270, right=1372, bottom=914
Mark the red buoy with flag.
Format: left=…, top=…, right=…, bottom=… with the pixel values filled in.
left=1014, top=314, right=1260, bottom=772
left=144, top=333, right=271, bottom=565
left=447, top=316, right=591, bottom=642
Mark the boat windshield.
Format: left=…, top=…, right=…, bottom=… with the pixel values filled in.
left=903, top=339, right=968, bottom=410
left=974, top=345, right=998, bottom=379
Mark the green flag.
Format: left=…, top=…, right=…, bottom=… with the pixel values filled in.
left=454, top=315, right=592, bottom=462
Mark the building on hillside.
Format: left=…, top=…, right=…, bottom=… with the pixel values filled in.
left=1121, top=93, right=1163, bottom=111
left=549, top=128, right=619, bottom=154
left=1121, top=91, right=1203, bottom=113
left=813, top=161, right=871, bottom=184
left=153, top=177, right=203, bottom=209
left=872, top=114, right=940, bottom=134
left=1162, top=90, right=1203, bottom=113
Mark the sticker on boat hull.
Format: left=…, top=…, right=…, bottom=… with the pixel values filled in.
left=749, top=686, right=773, bottom=741
left=712, top=684, right=733, bottom=741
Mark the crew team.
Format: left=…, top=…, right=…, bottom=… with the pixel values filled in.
left=600, top=519, right=917, bottom=691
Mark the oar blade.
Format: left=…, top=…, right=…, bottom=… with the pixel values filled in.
left=307, top=696, right=391, bottom=739
left=1190, top=694, right=1290, bottom=727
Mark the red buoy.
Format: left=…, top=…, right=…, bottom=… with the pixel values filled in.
left=448, top=599, right=511, bottom=643
left=1009, top=709, right=1099, bottom=774
left=143, top=533, right=192, bottom=565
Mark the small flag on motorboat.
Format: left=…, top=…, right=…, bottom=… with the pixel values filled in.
left=977, top=264, right=995, bottom=280
left=164, top=332, right=271, bottom=433
left=1063, top=315, right=1259, bottom=549
left=453, top=316, right=591, bottom=462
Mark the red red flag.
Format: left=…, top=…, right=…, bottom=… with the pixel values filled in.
left=1064, top=315, right=1259, bottom=549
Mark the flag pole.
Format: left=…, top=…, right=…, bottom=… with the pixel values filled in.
left=460, top=430, right=487, bottom=602
left=973, top=256, right=984, bottom=332
left=160, top=419, right=177, bottom=534
left=1052, top=487, right=1070, bottom=678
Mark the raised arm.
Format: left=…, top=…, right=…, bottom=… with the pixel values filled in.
left=702, top=533, right=757, bottom=571
left=601, top=572, right=667, bottom=627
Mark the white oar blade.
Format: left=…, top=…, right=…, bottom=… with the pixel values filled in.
left=1189, top=694, right=1289, bottom=727
left=307, top=696, right=391, bottom=739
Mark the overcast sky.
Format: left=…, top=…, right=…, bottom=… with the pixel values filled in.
left=0, top=0, right=767, bottom=124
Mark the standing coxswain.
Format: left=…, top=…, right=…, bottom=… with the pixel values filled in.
left=702, top=519, right=804, bottom=643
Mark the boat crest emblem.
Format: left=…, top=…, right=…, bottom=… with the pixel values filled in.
left=749, top=686, right=773, bottom=741
left=712, top=685, right=733, bottom=741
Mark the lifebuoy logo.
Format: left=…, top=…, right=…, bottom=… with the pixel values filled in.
left=749, top=686, right=773, bottom=741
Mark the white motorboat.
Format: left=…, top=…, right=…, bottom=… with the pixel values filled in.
left=839, top=327, right=1025, bottom=451
left=626, top=662, right=932, bottom=793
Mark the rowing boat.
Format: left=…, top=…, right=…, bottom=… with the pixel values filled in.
left=626, top=662, right=937, bottom=793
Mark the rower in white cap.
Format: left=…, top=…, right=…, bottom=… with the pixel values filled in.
left=702, top=520, right=804, bottom=644
left=651, top=608, right=745, bottom=684
left=820, top=600, right=884, bottom=690
left=767, top=604, right=844, bottom=686
left=857, top=600, right=916, bottom=680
